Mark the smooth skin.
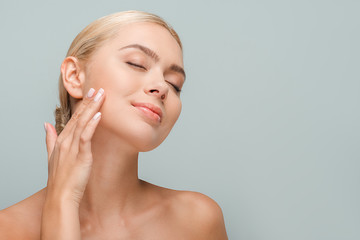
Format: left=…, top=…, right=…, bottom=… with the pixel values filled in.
left=0, top=22, right=228, bottom=239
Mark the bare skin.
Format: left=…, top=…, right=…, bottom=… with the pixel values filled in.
left=0, top=22, right=228, bottom=239
left=0, top=183, right=227, bottom=239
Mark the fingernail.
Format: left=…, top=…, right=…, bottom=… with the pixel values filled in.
left=87, top=88, right=95, bottom=98
left=93, top=112, right=101, bottom=120
left=94, top=88, right=104, bottom=102
left=44, top=122, right=47, bottom=132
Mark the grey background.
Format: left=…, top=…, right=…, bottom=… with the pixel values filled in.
left=0, top=0, right=359, bottom=239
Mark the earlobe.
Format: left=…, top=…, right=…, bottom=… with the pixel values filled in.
left=61, top=56, right=85, bottom=99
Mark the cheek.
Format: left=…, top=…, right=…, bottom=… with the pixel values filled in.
left=89, top=57, right=137, bottom=91
left=176, top=100, right=182, bottom=119
left=167, top=98, right=182, bottom=124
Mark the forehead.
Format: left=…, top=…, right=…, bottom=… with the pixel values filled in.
left=102, top=22, right=183, bottom=66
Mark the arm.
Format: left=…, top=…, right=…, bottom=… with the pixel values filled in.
left=40, top=87, right=105, bottom=240
left=40, top=194, right=81, bottom=240
left=178, top=191, right=228, bottom=240
left=195, top=194, right=228, bottom=240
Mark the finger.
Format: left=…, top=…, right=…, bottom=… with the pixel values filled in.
left=44, top=122, right=58, bottom=162
left=56, top=87, right=96, bottom=142
left=77, top=111, right=102, bottom=162
left=70, top=88, right=105, bottom=151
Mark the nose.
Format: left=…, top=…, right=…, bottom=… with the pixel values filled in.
left=144, top=81, right=169, bottom=101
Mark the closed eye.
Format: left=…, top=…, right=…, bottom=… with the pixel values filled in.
left=167, top=81, right=182, bottom=93
left=126, top=61, right=181, bottom=93
left=126, top=61, right=146, bottom=70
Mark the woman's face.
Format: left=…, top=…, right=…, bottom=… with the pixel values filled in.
left=81, top=22, right=185, bottom=151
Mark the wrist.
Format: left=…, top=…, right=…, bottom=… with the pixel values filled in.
left=44, top=188, right=81, bottom=209
left=41, top=197, right=81, bottom=240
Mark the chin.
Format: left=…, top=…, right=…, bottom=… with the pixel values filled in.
left=100, top=116, right=171, bottom=152
left=127, top=123, right=170, bottom=152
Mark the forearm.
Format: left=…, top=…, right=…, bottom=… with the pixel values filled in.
left=40, top=196, right=81, bottom=240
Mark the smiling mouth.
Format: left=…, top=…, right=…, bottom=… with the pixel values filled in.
left=132, top=102, right=163, bottom=123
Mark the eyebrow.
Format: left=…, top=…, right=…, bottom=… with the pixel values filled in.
left=119, top=43, right=186, bottom=81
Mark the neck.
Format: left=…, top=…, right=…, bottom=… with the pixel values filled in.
left=78, top=126, right=145, bottom=225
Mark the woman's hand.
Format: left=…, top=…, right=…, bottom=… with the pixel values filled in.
left=44, top=87, right=105, bottom=206
left=41, top=88, right=105, bottom=240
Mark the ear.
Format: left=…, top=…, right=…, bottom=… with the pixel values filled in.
left=60, top=56, right=86, bottom=99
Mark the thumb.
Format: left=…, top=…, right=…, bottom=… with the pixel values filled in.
left=44, top=122, right=58, bottom=161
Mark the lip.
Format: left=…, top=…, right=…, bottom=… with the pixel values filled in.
left=132, top=102, right=163, bottom=122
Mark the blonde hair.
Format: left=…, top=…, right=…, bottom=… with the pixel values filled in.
left=54, top=10, right=182, bottom=136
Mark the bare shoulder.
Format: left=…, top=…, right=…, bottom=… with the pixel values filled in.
left=168, top=190, right=228, bottom=240
left=0, top=188, right=46, bottom=240
left=171, top=190, right=223, bottom=215
left=0, top=207, right=29, bottom=239
left=0, top=210, right=16, bottom=239
left=141, top=181, right=228, bottom=239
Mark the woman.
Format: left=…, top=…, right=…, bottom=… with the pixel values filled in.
left=0, top=10, right=228, bottom=239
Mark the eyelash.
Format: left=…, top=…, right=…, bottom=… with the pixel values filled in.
left=126, top=62, right=182, bottom=93
left=126, top=61, right=146, bottom=70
